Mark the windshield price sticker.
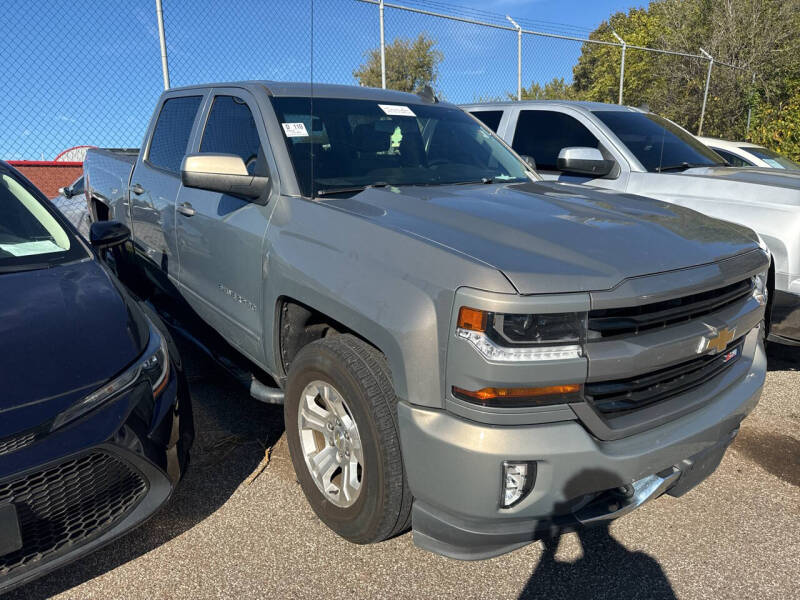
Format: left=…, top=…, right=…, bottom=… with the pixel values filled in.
left=282, top=122, right=309, bottom=137
left=379, top=104, right=416, bottom=117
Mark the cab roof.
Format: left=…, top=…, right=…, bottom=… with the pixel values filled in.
left=167, top=80, right=447, bottom=106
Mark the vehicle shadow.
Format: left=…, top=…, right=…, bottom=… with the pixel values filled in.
left=6, top=338, right=287, bottom=599
left=766, top=341, right=800, bottom=371
left=518, top=522, right=677, bottom=600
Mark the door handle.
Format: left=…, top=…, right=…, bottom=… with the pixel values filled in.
left=130, top=183, right=145, bottom=195
left=177, top=202, right=196, bottom=217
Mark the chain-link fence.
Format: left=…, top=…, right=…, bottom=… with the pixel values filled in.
left=0, top=0, right=753, bottom=162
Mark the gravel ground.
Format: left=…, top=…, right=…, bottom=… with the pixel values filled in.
left=7, top=342, right=799, bottom=600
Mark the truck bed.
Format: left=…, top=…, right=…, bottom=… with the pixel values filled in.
left=84, top=147, right=139, bottom=223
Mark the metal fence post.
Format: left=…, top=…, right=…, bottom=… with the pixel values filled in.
left=746, top=71, right=756, bottom=136
left=507, top=16, right=522, bottom=101
left=155, top=0, right=170, bottom=89
left=379, top=0, right=386, bottom=89
left=698, top=48, right=713, bottom=135
left=611, top=31, right=626, bottom=105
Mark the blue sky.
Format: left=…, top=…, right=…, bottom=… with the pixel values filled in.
left=0, top=0, right=641, bottom=159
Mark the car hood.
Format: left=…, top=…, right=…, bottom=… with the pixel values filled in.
left=682, top=166, right=800, bottom=197
left=0, top=258, right=148, bottom=433
left=325, top=181, right=759, bottom=295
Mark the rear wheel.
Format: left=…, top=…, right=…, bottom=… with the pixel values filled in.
left=284, top=334, right=411, bottom=543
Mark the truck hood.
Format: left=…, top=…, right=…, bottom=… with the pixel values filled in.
left=326, top=181, right=759, bottom=294
left=0, top=259, right=149, bottom=433
left=681, top=166, right=800, bottom=198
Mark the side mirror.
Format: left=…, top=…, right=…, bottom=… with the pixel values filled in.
left=59, top=186, right=72, bottom=198
left=90, top=220, right=130, bottom=249
left=181, top=153, right=269, bottom=201
left=520, top=155, right=537, bottom=170
left=557, top=147, right=615, bottom=177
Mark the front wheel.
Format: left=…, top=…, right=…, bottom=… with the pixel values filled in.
left=284, top=334, right=411, bottom=544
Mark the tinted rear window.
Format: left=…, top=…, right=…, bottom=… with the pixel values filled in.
left=148, top=95, right=203, bottom=173
left=471, top=110, right=503, bottom=132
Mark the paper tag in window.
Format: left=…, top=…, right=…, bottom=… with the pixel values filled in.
left=379, top=104, right=416, bottom=117
left=282, top=122, right=309, bottom=137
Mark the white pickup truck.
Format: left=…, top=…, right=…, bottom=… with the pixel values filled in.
left=465, top=101, right=800, bottom=345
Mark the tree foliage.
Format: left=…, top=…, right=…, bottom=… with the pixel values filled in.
left=354, top=34, right=443, bottom=94
left=518, top=1, right=800, bottom=159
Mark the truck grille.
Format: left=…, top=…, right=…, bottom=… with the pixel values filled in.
left=585, top=339, right=744, bottom=415
left=0, top=452, right=147, bottom=577
left=588, top=278, right=753, bottom=337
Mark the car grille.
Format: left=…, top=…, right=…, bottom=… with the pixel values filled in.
left=585, top=339, right=744, bottom=415
left=0, top=452, right=147, bottom=577
left=0, top=432, right=36, bottom=458
left=588, top=278, right=753, bottom=337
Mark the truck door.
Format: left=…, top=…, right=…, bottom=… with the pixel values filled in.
left=507, top=108, right=627, bottom=191
left=129, top=92, right=205, bottom=282
left=174, top=89, right=274, bottom=363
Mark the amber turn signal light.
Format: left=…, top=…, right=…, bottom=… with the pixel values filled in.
left=452, top=384, right=582, bottom=407
left=457, top=307, right=488, bottom=332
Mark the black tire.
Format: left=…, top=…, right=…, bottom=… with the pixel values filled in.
left=284, top=334, right=412, bottom=544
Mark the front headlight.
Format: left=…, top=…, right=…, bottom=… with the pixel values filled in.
left=753, top=270, right=768, bottom=306
left=455, top=307, right=586, bottom=361
left=52, top=326, right=170, bottom=431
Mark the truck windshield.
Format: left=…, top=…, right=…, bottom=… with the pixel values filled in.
left=271, top=97, right=530, bottom=197
left=0, top=171, right=85, bottom=273
left=593, top=110, right=726, bottom=173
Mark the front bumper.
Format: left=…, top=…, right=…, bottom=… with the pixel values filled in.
left=768, top=289, right=800, bottom=345
left=399, top=334, right=766, bottom=560
left=0, top=350, right=191, bottom=593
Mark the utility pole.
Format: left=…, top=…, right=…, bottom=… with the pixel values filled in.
left=507, top=16, right=522, bottom=101
left=379, top=0, right=386, bottom=89
left=155, top=0, right=170, bottom=89
left=746, top=71, right=756, bottom=136
left=611, top=30, right=626, bottom=105
left=698, top=48, right=714, bottom=135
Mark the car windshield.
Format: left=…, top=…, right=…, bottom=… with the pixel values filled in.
left=593, top=110, right=725, bottom=172
left=271, top=97, right=530, bottom=197
left=744, top=146, right=800, bottom=170
left=0, top=171, right=85, bottom=272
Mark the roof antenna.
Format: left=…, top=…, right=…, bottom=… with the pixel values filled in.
left=637, top=102, right=651, bottom=112
left=418, top=85, right=438, bottom=103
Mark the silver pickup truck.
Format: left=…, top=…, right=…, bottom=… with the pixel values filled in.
left=464, top=101, right=799, bottom=345
left=85, top=82, right=769, bottom=560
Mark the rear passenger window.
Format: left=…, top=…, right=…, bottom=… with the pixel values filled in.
left=147, top=96, right=203, bottom=174
left=470, top=110, right=503, bottom=132
left=512, top=110, right=600, bottom=171
left=200, top=96, right=267, bottom=176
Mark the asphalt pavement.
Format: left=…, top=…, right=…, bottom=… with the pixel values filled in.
left=7, top=342, right=799, bottom=600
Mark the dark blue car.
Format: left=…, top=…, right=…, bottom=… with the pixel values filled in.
left=0, top=161, right=193, bottom=592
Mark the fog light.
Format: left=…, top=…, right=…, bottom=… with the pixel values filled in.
left=501, top=461, right=537, bottom=508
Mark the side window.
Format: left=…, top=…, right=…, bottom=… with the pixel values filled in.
left=200, top=96, right=267, bottom=176
left=147, top=95, right=203, bottom=174
left=470, top=110, right=503, bottom=132
left=713, top=148, right=750, bottom=167
left=512, top=110, right=600, bottom=171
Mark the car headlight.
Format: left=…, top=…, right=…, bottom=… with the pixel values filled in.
left=753, top=270, right=768, bottom=307
left=455, top=306, right=585, bottom=362
left=52, top=325, right=170, bottom=431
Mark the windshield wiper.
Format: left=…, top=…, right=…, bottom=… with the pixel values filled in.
left=655, top=162, right=713, bottom=172
left=315, top=183, right=388, bottom=197
left=0, top=262, right=53, bottom=274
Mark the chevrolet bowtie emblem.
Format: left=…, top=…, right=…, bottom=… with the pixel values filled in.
left=702, top=327, right=736, bottom=354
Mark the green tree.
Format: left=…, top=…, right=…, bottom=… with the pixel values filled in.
left=354, top=34, right=443, bottom=94
left=567, top=0, right=800, bottom=157
left=517, top=77, right=582, bottom=101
